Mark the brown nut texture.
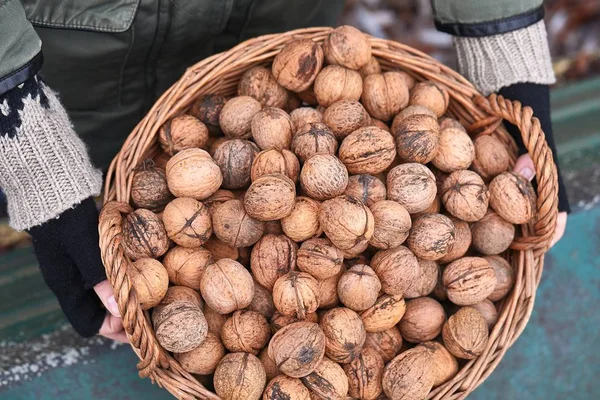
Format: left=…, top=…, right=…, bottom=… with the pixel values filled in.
left=301, top=357, right=349, bottom=400
left=273, top=271, right=320, bottom=319
left=407, top=213, right=456, bottom=261
left=399, top=297, right=446, bottom=343
left=386, top=163, right=437, bottom=214
left=361, top=72, right=410, bottom=121
left=152, top=299, right=208, bottom=353
left=300, top=154, right=348, bottom=201
left=320, top=307, right=366, bottom=363
left=297, top=238, right=344, bottom=280
left=369, top=200, right=411, bottom=249
left=162, top=197, right=212, bottom=247
left=281, top=197, right=322, bottom=242
left=344, top=346, right=384, bottom=400
left=338, top=126, right=396, bottom=175
left=484, top=255, right=515, bottom=301
left=221, top=310, right=271, bottom=355
left=472, top=135, right=511, bottom=180
left=392, top=114, right=440, bottom=164
left=162, top=246, right=213, bottom=288
left=213, top=139, right=260, bottom=189
left=166, top=148, right=223, bottom=199
left=443, top=257, right=497, bottom=306
left=251, top=107, right=294, bottom=150
left=370, top=246, right=420, bottom=296
left=323, top=25, right=371, bottom=70
left=360, top=294, right=406, bottom=333
left=472, top=211, right=515, bottom=255
left=213, top=352, right=266, bottom=400
left=263, top=375, right=311, bottom=400
left=382, top=347, right=434, bottom=400
left=131, top=161, right=172, bottom=212
left=489, top=172, right=537, bottom=224
left=128, top=258, right=169, bottom=310
left=363, top=327, right=403, bottom=363
left=219, top=96, right=263, bottom=139
left=159, top=115, right=208, bottom=156
left=248, top=282, right=276, bottom=319
left=432, top=128, right=475, bottom=172
left=250, top=233, right=298, bottom=290
left=314, top=65, right=363, bottom=107
left=174, top=332, right=225, bottom=375
left=268, top=321, right=326, bottom=378
left=212, top=199, right=265, bottom=247
left=291, top=122, right=338, bottom=162
left=290, top=107, right=323, bottom=130
left=358, top=56, right=381, bottom=78
left=200, top=258, right=254, bottom=314
left=441, top=170, right=490, bottom=222
left=408, top=81, right=449, bottom=117
left=244, top=173, right=296, bottom=221
left=337, top=265, right=381, bottom=311
left=403, top=259, right=438, bottom=299
left=419, top=341, right=458, bottom=387
left=237, top=66, right=289, bottom=109
left=344, top=174, right=386, bottom=207
left=272, top=39, right=324, bottom=92
left=122, top=209, right=169, bottom=260
left=251, top=148, right=300, bottom=183
left=322, top=100, right=370, bottom=140
left=438, top=217, right=472, bottom=264
left=190, top=93, right=227, bottom=133
left=442, top=306, right=489, bottom=359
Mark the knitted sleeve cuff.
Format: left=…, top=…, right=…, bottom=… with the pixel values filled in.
left=0, top=75, right=102, bottom=230
left=453, top=20, right=556, bottom=95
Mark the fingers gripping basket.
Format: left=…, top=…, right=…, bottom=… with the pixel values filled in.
left=99, top=27, right=559, bottom=399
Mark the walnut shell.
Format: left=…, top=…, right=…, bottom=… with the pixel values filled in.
left=297, top=86, right=318, bottom=106
left=370, top=246, right=420, bottom=296
left=360, top=294, right=406, bottom=333
left=320, top=307, right=366, bottom=363
left=204, top=189, right=236, bottom=215
left=300, top=154, right=349, bottom=201
left=248, top=282, right=276, bottom=319
left=338, top=126, right=396, bottom=175
left=214, top=352, right=266, bottom=400
left=301, top=357, right=349, bottom=400
left=344, top=174, right=386, bottom=207
left=297, top=238, right=344, bottom=280
left=314, top=65, right=363, bottom=107
left=219, top=96, right=263, bottom=139
left=441, top=170, right=490, bottom=222
left=250, top=234, right=298, bottom=290
left=484, top=255, right=515, bottom=301
left=344, top=346, right=384, bottom=400
left=127, top=258, right=169, bottom=310
left=174, top=332, right=225, bottom=375
left=337, top=265, right=381, bottom=311
left=386, top=163, right=437, bottom=214
left=399, top=297, right=446, bottom=343
left=264, top=375, right=311, bottom=400
left=392, top=114, right=440, bottom=164
left=213, top=139, right=260, bottom=189
left=281, top=197, right=322, bottom=242
left=203, top=305, right=228, bottom=336
left=443, top=257, right=496, bottom=306
left=270, top=311, right=320, bottom=333
left=251, top=148, right=300, bottom=183
left=472, top=211, right=515, bottom=255
left=268, top=321, right=326, bottom=378
left=391, top=105, right=437, bottom=129
left=489, top=172, right=537, bottom=224
left=369, top=200, right=411, bottom=249
left=221, top=310, right=271, bottom=355
left=272, top=39, right=324, bottom=92
left=200, top=258, right=255, bottom=314
left=370, top=118, right=391, bottom=132
left=470, top=299, right=499, bottom=329
left=131, top=161, right=172, bottom=212
left=323, top=100, right=370, bottom=140
left=361, top=72, right=410, bottom=121
left=162, top=246, right=213, bottom=288
left=251, top=107, right=294, bottom=150
left=162, top=197, right=212, bottom=247
left=363, top=327, right=403, bottom=363
left=472, top=135, right=511, bottom=181
left=152, top=299, right=208, bottom=353
left=323, top=25, right=371, bottom=70
left=208, top=137, right=228, bottom=156
left=162, top=286, right=202, bottom=307
left=357, top=55, right=381, bottom=78
left=407, top=213, right=456, bottom=261
left=439, top=117, right=465, bottom=132
left=122, top=209, right=169, bottom=260
left=432, top=128, right=475, bottom=172
left=317, top=267, right=345, bottom=309
left=259, top=347, right=282, bottom=381
left=403, top=259, right=439, bottom=299
left=408, top=81, right=449, bottom=117
left=319, top=195, right=374, bottom=257
left=204, top=235, right=239, bottom=260
left=237, top=66, right=289, bottom=109
left=190, top=93, right=228, bottom=134
left=273, top=271, right=320, bottom=319
left=438, top=218, right=472, bottom=264
left=442, top=306, right=489, bottom=359
left=418, top=341, right=458, bottom=387
left=159, top=115, right=209, bottom=156
left=382, top=347, right=434, bottom=400
left=166, top=148, right=223, bottom=199
left=290, top=107, right=323, bottom=130
left=244, top=173, right=296, bottom=221
left=212, top=199, right=265, bottom=247
left=291, top=122, right=338, bottom=162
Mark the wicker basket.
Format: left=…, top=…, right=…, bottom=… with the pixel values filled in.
left=98, top=27, right=558, bottom=400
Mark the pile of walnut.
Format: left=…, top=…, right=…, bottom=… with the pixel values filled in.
left=123, top=26, right=536, bottom=400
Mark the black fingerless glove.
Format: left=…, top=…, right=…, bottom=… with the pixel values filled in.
left=28, top=197, right=108, bottom=337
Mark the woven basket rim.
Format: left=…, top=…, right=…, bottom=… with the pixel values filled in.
left=99, top=26, right=558, bottom=400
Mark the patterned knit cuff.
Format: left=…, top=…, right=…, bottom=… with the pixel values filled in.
left=0, top=76, right=102, bottom=230
left=453, top=20, right=556, bottom=95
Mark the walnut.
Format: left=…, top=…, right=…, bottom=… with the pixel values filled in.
left=408, top=81, right=449, bottom=117
left=392, top=114, right=440, bottom=164
left=443, top=257, right=497, bottom=306
left=432, top=127, right=475, bottom=172
left=322, top=100, right=370, bottom=140
left=489, top=172, right=537, bottom=224
left=407, top=213, right=456, bottom=261
left=441, top=170, right=490, bottom=222
left=338, top=126, right=396, bottom=175
left=323, top=25, right=372, bottom=70
left=361, top=72, right=410, bottom=121
left=344, top=174, right=386, bottom=207
left=219, top=96, right=263, bottom=139
left=237, top=66, right=289, bottom=108
left=369, top=200, right=411, bottom=249
left=386, top=163, right=437, bottom=214
left=251, top=107, right=294, bottom=150
left=314, top=65, right=363, bottom=107
left=442, top=306, right=489, bottom=359
left=272, top=39, right=324, bottom=92
left=291, top=122, right=338, bottom=162
left=399, top=297, right=446, bottom=343
left=159, top=115, right=209, bottom=156
left=472, top=211, right=515, bottom=255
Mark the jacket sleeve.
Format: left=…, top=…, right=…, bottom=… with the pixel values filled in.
left=0, top=0, right=43, bottom=95
left=431, top=0, right=555, bottom=96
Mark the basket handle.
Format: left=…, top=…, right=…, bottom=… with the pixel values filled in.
left=474, top=94, right=559, bottom=256
left=98, top=201, right=166, bottom=377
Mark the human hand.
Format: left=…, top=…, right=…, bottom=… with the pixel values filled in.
left=512, top=154, right=568, bottom=247
left=28, top=197, right=127, bottom=342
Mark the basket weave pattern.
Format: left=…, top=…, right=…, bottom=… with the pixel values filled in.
left=99, top=27, right=558, bottom=400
